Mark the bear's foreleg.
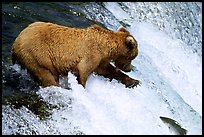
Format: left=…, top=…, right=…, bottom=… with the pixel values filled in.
left=95, top=63, right=140, bottom=88
left=76, top=57, right=101, bottom=88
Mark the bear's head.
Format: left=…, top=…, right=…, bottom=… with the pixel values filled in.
left=115, top=27, right=138, bottom=72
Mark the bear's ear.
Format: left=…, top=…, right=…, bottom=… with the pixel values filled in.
left=118, top=26, right=130, bottom=34
left=125, top=36, right=135, bottom=50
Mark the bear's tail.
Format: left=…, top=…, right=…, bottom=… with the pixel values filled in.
left=11, top=49, right=26, bottom=70
left=11, top=51, right=17, bottom=64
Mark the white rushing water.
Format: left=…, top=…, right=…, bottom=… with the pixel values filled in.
left=2, top=2, right=202, bottom=135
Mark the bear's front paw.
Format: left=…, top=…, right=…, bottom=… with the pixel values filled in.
left=125, top=79, right=141, bottom=88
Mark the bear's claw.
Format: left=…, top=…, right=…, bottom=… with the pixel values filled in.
left=126, top=79, right=141, bottom=88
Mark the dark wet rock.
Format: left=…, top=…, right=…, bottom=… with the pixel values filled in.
left=2, top=93, right=52, bottom=120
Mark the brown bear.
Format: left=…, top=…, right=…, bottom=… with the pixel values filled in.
left=11, top=22, right=140, bottom=88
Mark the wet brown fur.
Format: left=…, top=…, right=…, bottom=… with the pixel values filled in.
left=12, top=22, right=140, bottom=88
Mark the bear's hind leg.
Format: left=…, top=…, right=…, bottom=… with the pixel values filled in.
left=34, top=68, right=59, bottom=87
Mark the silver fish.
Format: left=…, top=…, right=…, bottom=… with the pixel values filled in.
left=160, top=116, right=187, bottom=135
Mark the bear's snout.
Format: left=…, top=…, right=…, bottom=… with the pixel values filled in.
left=122, top=63, right=134, bottom=72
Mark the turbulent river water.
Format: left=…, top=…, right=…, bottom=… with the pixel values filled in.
left=2, top=2, right=202, bottom=135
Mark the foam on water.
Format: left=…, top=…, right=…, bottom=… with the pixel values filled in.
left=105, top=1, right=202, bottom=114
left=35, top=73, right=173, bottom=135
left=129, top=22, right=202, bottom=116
